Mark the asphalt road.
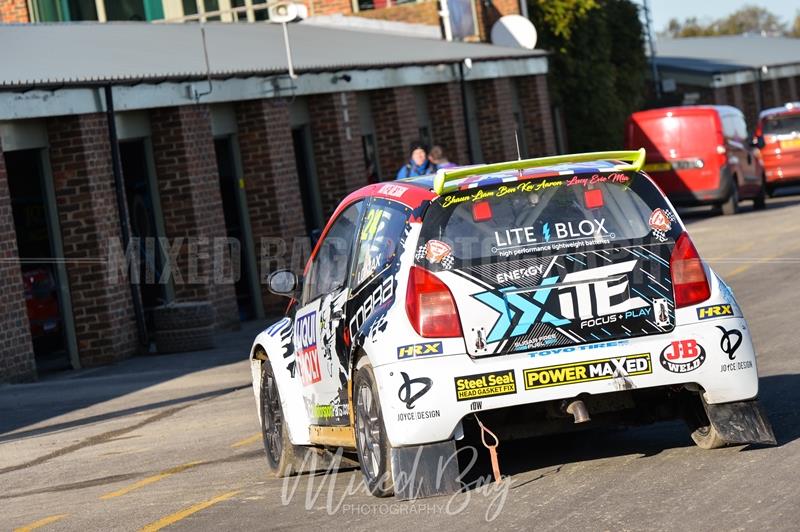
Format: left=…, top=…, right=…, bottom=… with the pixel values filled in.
left=3, top=193, right=800, bottom=532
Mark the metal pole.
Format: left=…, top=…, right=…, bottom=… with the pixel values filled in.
left=459, top=61, right=475, bottom=165
left=104, top=85, right=148, bottom=350
left=282, top=21, right=297, bottom=79
left=643, top=0, right=661, bottom=100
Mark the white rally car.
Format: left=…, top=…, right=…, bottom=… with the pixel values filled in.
left=250, top=150, right=775, bottom=499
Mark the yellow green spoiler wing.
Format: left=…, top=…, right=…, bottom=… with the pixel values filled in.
left=432, top=148, right=646, bottom=195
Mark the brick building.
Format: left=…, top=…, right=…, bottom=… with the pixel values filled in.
left=649, top=36, right=800, bottom=128
left=0, top=2, right=556, bottom=382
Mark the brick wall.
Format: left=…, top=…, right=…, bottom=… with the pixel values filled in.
left=474, top=77, right=517, bottom=163
left=425, top=83, right=469, bottom=165
left=0, top=142, right=36, bottom=382
left=739, top=82, right=759, bottom=129
left=47, top=113, right=138, bottom=368
left=307, top=0, right=353, bottom=16
left=308, top=92, right=368, bottom=218
left=517, top=75, right=556, bottom=157
left=235, top=98, right=306, bottom=315
left=149, top=105, right=239, bottom=330
left=353, top=1, right=439, bottom=25
left=0, top=0, right=29, bottom=23
left=370, top=87, right=420, bottom=180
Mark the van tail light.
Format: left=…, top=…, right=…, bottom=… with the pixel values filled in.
left=406, top=266, right=462, bottom=338
left=670, top=233, right=710, bottom=308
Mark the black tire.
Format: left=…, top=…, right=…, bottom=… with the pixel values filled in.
left=154, top=325, right=214, bottom=354
left=353, top=363, right=394, bottom=497
left=721, top=177, right=740, bottom=215
left=753, top=176, right=767, bottom=210
left=684, top=396, right=727, bottom=450
left=260, top=359, right=303, bottom=477
left=153, top=302, right=215, bottom=331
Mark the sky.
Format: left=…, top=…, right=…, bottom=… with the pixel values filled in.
left=640, top=0, right=798, bottom=33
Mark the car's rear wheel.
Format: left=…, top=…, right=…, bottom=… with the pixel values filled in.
left=684, top=396, right=727, bottom=450
left=260, top=358, right=303, bottom=477
left=721, top=177, right=740, bottom=215
left=353, top=361, right=394, bottom=497
left=753, top=176, right=767, bottom=210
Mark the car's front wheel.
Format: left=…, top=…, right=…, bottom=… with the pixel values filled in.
left=260, top=358, right=303, bottom=477
left=753, top=175, right=767, bottom=210
left=353, top=361, right=394, bottom=497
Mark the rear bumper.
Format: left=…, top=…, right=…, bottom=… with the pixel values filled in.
left=667, top=166, right=732, bottom=206
left=374, top=313, right=758, bottom=447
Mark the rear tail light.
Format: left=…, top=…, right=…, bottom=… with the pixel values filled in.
left=670, top=233, right=710, bottom=308
left=406, top=266, right=462, bottom=338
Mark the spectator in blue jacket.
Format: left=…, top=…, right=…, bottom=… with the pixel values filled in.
left=395, top=141, right=433, bottom=179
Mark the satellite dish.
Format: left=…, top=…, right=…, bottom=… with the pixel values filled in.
left=490, top=15, right=537, bottom=50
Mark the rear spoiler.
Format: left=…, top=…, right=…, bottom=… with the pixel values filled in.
left=432, top=148, right=647, bottom=195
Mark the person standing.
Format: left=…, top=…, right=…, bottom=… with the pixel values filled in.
left=429, top=145, right=457, bottom=171
left=395, top=141, right=433, bottom=179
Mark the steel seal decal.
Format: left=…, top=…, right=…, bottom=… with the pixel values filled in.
left=454, top=370, right=517, bottom=401
left=523, top=353, right=652, bottom=389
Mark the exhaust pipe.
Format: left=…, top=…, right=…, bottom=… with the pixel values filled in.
left=563, top=399, right=591, bottom=424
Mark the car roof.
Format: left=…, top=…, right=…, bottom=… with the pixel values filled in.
left=759, top=102, right=800, bottom=121
left=631, top=105, right=740, bottom=119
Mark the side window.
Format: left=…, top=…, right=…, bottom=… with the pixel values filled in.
left=302, top=201, right=364, bottom=302
left=721, top=115, right=735, bottom=139
left=735, top=115, right=748, bottom=140
left=351, top=200, right=409, bottom=289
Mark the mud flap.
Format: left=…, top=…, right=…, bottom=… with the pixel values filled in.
left=704, top=399, right=777, bottom=445
left=390, top=440, right=461, bottom=500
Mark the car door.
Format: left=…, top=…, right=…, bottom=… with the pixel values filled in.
left=346, top=198, right=412, bottom=344
left=294, top=200, right=365, bottom=427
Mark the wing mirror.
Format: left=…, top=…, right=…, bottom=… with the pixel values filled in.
left=268, top=269, right=299, bottom=297
left=750, top=136, right=765, bottom=149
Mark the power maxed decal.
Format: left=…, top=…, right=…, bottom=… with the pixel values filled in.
left=523, top=353, right=652, bottom=389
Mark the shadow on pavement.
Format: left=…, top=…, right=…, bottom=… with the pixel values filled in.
left=457, top=373, right=800, bottom=487
left=0, top=320, right=266, bottom=438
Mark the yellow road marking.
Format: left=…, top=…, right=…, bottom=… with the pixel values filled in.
left=230, top=433, right=261, bottom=449
left=13, top=514, right=69, bottom=532
left=139, top=490, right=240, bottom=532
left=727, top=248, right=800, bottom=278
left=100, top=461, right=204, bottom=500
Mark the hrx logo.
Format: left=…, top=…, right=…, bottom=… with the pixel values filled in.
left=659, top=339, right=706, bottom=373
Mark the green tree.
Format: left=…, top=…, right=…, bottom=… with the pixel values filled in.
left=790, top=11, right=800, bottom=37
left=664, top=5, right=787, bottom=37
left=528, top=0, right=646, bottom=151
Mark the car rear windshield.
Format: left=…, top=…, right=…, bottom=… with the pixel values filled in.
left=763, top=115, right=800, bottom=135
left=421, top=172, right=678, bottom=262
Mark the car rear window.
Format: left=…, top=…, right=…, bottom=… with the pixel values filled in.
left=763, top=115, right=800, bottom=135
left=420, top=172, right=678, bottom=263
left=630, top=113, right=717, bottom=153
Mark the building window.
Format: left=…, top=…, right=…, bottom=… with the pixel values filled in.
left=31, top=0, right=166, bottom=21
left=31, top=0, right=98, bottom=21
left=356, top=0, right=418, bottom=11
left=448, top=0, right=478, bottom=40
left=169, top=0, right=270, bottom=22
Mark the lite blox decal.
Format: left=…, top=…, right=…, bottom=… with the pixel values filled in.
left=452, top=243, right=675, bottom=356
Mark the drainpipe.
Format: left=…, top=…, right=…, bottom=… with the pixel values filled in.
left=458, top=60, right=475, bottom=165
left=104, top=85, right=148, bottom=351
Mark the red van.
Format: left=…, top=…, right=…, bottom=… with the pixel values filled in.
left=625, top=106, right=765, bottom=214
left=754, top=102, right=800, bottom=195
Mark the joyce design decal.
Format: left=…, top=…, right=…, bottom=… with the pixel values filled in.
left=523, top=353, right=652, bottom=389
left=457, top=244, right=675, bottom=355
left=454, top=370, right=517, bottom=401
